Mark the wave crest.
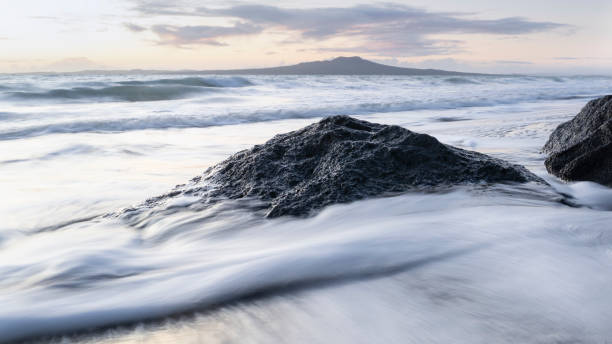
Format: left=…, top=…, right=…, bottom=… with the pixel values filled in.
left=0, top=93, right=605, bottom=141
left=117, top=76, right=253, bottom=88
left=444, top=77, right=479, bottom=85
left=6, top=77, right=253, bottom=102
left=9, top=85, right=206, bottom=102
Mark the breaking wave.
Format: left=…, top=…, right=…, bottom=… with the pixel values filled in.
left=0, top=93, right=606, bottom=141
left=9, top=85, right=208, bottom=102
left=444, top=77, right=480, bottom=85
left=117, top=76, right=253, bottom=88
left=5, top=77, right=253, bottom=102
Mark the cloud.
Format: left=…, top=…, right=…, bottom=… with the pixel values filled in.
left=130, top=0, right=199, bottom=16
left=313, top=38, right=462, bottom=57
left=130, top=2, right=568, bottom=55
left=151, top=22, right=263, bottom=46
left=553, top=56, right=612, bottom=61
left=124, top=23, right=147, bottom=32
left=202, top=4, right=564, bottom=37
left=406, top=58, right=479, bottom=72
left=495, top=60, right=533, bottom=65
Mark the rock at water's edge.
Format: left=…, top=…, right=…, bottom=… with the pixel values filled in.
left=543, top=95, right=612, bottom=186
left=141, top=116, right=543, bottom=218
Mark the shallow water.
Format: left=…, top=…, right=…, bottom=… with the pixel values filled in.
left=1, top=74, right=612, bottom=343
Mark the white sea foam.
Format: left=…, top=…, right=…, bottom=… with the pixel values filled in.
left=5, top=77, right=250, bottom=103
left=1, top=188, right=612, bottom=342
left=1, top=74, right=612, bottom=343
left=0, top=74, right=609, bottom=140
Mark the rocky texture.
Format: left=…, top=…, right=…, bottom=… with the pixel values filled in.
left=138, top=116, right=542, bottom=218
left=543, top=95, right=612, bottom=186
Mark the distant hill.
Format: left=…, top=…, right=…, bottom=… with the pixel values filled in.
left=27, top=56, right=486, bottom=76
left=195, top=56, right=480, bottom=76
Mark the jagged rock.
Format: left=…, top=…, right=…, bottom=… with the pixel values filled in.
left=543, top=95, right=612, bottom=186
left=137, top=116, right=543, bottom=218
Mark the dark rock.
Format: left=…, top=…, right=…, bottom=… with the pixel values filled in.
left=543, top=95, right=612, bottom=186
left=137, top=116, right=543, bottom=218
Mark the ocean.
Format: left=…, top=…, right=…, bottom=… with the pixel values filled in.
left=1, top=73, right=612, bottom=343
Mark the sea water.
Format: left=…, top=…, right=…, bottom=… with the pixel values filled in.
left=1, top=73, right=612, bottom=343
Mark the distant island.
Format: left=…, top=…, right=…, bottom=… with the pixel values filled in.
left=192, top=56, right=481, bottom=76
left=61, top=56, right=485, bottom=76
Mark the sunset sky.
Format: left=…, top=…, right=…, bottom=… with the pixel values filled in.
left=2, top=0, right=611, bottom=74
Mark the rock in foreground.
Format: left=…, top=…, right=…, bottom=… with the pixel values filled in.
left=543, top=95, right=612, bottom=186
left=143, top=116, right=542, bottom=218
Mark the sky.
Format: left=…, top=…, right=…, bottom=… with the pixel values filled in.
left=1, top=0, right=611, bottom=74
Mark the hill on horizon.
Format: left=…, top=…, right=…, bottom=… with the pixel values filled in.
left=193, top=56, right=481, bottom=76
left=54, top=56, right=485, bottom=76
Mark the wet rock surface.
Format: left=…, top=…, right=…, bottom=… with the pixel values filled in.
left=136, top=116, right=543, bottom=218
left=543, top=95, right=612, bottom=186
